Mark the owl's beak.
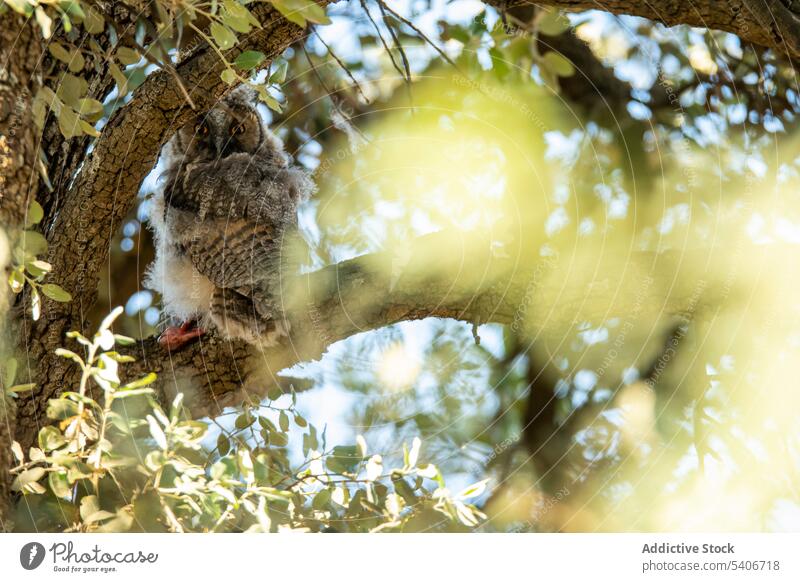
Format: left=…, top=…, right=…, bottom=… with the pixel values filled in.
left=213, top=135, right=227, bottom=159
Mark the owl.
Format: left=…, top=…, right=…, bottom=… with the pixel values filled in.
left=144, top=85, right=314, bottom=350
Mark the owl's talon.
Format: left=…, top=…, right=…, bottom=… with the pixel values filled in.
left=158, top=321, right=205, bottom=351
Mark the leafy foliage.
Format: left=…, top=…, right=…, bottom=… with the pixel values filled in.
left=10, top=308, right=486, bottom=532
left=5, top=198, right=71, bottom=328
left=2, top=0, right=332, bottom=139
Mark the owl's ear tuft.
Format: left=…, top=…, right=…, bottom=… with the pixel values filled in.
left=226, top=83, right=258, bottom=106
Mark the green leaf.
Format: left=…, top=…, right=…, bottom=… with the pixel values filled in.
left=99, top=306, right=124, bottom=333
left=8, top=269, right=24, bottom=293
left=46, top=398, right=79, bottom=420
left=312, top=488, right=332, bottom=510
left=19, top=229, right=48, bottom=256
left=108, top=62, right=128, bottom=96
left=279, top=410, right=289, bottom=432
left=111, top=387, right=154, bottom=399
left=146, top=415, right=168, bottom=450
left=39, top=426, right=66, bottom=451
left=25, top=200, right=44, bottom=227
left=269, top=60, right=288, bottom=84
left=41, top=283, right=72, bottom=302
left=234, top=50, right=265, bottom=71
left=326, top=445, right=363, bottom=474
left=67, top=50, right=85, bottom=73
left=270, top=432, right=288, bottom=447
left=66, top=461, right=93, bottom=483
left=83, top=6, right=105, bottom=34
left=3, top=357, right=18, bottom=388
left=537, top=9, right=571, bottom=36
left=61, top=1, right=85, bottom=20
left=55, top=348, right=84, bottom=365
left=35, top=6, right=53, bottom=38
left=266, top=384, right=283, bottom=400
left=217, top=434, right=230, bottom=456
left=5, top=0, right=33, bottom=16
left=76, top=98, right=104, bottom=121
left=56, top=74, right=87, bottom=108
left=31, top=287, right=41, bottom=320
left=79, top=119, right=100, bottom=137
left=222, top=0, right=260, bottom=32
left=221, top=68, right=238, bottom=85
left=26, top=259, right=52, bottom=278
left=11, top=440, right=24, bottom=462
left=234, top=411, right=253, bottom=430
left=407, top=437, right=421, bottom=468
left=255, top=85, right=281, bottom=112
left=541, top=51, right=575, bottom=78
left=269, top=0, right=307, bottom=27
left=113, top=334, right=136, bottom=346
left=8, top=383, right=35, bottom=394
left=457, top=478, right=490, bottom=500
left=258, top=416, right=276, bottom=432
left=48, top=471, right=71, bottom=498
left=116, top=46, right=140, bottom=65
left=49, top=42, right=72, bottom=64
left=79, top=495, right=100, bottom=521
left=120, top=373, right=157, bottom=390
left=210, top=22, right=237, bottom=50
left=272, top=0, right=330, bottom=26
left=12, top=468, right=46, bottom=493
left=57, top=106, right=81, bottom=138
left=298, top=0, right=330, bottom=25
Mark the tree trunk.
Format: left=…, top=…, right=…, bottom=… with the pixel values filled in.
left=0, top=0, right=792, bottom=530
left=0, top=11, right=44, bottom=532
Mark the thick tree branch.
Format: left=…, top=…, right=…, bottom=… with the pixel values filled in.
left=15, top=3, right=330, bottom=446
left=1, top=11, right=43, bottom=532
left=505, top=0, right=800, bottom=58
left=114, top=231, right=725, bottom=420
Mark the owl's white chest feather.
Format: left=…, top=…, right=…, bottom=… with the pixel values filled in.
left=144, top=192, right=215, bottom=321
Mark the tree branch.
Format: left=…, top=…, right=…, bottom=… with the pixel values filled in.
left=15, top=3, right=330, bottom=446
left=501, top=0, right=800, bottom=58
left=116, top=231, right=724, bottom=420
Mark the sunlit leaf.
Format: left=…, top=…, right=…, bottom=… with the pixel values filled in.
left=39, top=426, right=66, bottom=451
left=146, top=415, right=168, bottom=450
left=211, top=22, right=237, bottom=50
left=41, top=283, right=72, bottom=302
left=234, top=50, right=265, bottom=71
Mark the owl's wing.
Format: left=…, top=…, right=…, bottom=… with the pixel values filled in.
left=178, top=158, right=313, bottom=221
left=172, top=155, right=264, bottom=220
left=180, top=217, right=279, bottom=293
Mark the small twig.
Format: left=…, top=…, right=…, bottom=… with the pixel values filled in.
left=375, top=0, right=414, bottom=108
left=471, top=320, right=480, bottom=345
left=302, top=44, right=370, bottom=145
left=105, top=17, right=196, bottom=110
left=312, top=29, right=370, bottom=104
left=360, top=0, right=409, bottom=85
left=376, top=0, right=412, bottom=83
left=376, top=0, right=463, bottom=73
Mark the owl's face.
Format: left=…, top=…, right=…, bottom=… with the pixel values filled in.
left=174, top=94, right=264, bottom=163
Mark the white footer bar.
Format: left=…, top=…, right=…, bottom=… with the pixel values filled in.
left=1, top=533, right=798, bottom=581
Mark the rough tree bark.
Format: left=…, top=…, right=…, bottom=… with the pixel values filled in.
left=1, top=11, right=43, bottom=532
left=15, top=2, right=328, bottom=447
left=1, top=0, right=793, bottom=529
left=513, top=0, right=800, bottom=59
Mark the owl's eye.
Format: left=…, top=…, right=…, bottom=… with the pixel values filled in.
left=231, top=124, right=245, bottom=136
left=196, top=123, right=209, bottom=136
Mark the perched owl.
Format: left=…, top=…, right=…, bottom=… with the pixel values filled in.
left=144, top=85, right=314, bottom=350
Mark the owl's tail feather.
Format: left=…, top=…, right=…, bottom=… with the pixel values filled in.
left=210, top=287, right=288, bottom=347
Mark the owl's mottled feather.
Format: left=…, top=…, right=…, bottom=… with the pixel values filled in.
left=145, top=85, right=314, bottom=345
